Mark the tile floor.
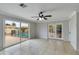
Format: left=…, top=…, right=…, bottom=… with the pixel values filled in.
left=5, top=35, right=29, bottom=47
left=0, top=39, right=78, bottom=55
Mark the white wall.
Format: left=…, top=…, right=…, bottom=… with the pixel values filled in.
left=69, top=11, right=77, bottom=50
left=0, top=17, right=4, bottom=50
left=77, top=12, right=79, bottom=51
left=36, top=20, right=69, bottom=41
left=36, top=23, right=48, bottom=39
left=30, top=23, right=36, bottom=38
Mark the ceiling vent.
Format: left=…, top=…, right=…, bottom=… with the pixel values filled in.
left=19, top=3, right=27, bottom=8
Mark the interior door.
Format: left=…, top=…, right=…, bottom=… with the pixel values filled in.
left=48, top=23, right=63, bottom=39
left=48, top=24, right=56, bottom=39
left=56, top=24, right=63, bottom=39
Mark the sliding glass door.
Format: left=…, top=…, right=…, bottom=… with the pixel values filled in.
left=5, top=20, right=30, bottom=47
left=20, top=22, right=30, bottom=42
left=5, top=20, right=20, bottom=47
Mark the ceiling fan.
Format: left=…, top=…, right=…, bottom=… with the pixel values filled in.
left=32, top=11, right=52, bottom=20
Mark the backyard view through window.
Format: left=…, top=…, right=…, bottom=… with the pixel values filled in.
left=5, top=20, right=30, bottom=47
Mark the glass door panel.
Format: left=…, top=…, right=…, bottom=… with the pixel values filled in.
left=56, top=24, right=62, bottom=38
left=20, top=23, right=30, bottom=42
left=48, top=24, right=56, bottom=38
left=5, top=20, right=20, bottom=47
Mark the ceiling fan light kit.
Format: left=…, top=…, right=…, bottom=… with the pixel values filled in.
left=32, top=11, right=52, bottom=21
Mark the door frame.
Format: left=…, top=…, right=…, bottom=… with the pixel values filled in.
left=47, top=23, right=64, bottom=40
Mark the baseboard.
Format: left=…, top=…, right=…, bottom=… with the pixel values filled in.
left=69, top=41, right=78, bottom=53
left=48, top=38, right=70, bottom=42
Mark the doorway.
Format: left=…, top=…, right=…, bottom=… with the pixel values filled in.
left=48, top=23, right=63, bottom=39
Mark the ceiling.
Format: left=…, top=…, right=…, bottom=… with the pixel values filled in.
left=0, top=3, right=79, bottom=22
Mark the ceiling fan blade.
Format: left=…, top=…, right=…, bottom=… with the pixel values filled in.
left=45, top=15, right=52, bottom=17
left=37, top=18, right=39, bottom=20
left=44, top=17, right=47, bottom=20
left=31, top=16, right=39, bottom=18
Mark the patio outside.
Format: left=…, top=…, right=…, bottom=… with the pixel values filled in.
left=5, top=20, right=30, bottom=47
